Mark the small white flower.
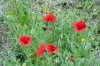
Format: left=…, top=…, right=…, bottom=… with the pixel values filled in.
left=70, top=0, right=74, bottom=3
left=58, top=9, right=60, bottom=12
left=32, top=12, right=35, bottom=14
left=93, top=9, right=96, bottom=11
left=54, top=57, right=60, bottom=63
left=22, top=63, right=26, bottom=66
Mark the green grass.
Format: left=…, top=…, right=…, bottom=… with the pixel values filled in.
left=0, top=0, right=100, bottom=66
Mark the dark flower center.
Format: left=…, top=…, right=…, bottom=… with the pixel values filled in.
left=51, top=47, right=56, bottom=52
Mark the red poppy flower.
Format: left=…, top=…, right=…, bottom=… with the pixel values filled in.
left=47, top=44, right=59, bottom=54
left=37, top=43, right=46, bottom=58
left=44, top=13, right=56, bottom=23
left=19, top=36, right=32, bottom=46
left=73, top=20, right=87, bottom=33
left=70, top=56, right=74, bottom=63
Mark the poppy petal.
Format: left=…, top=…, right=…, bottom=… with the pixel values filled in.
left=73, top=20, right=87, bottom=33
left=44, top=15, right=50, bottom=23
left=19, top=36, right=32, bottom=46
left=44, top=12, right=56, bottom=23
left=49, top=13, right=56, bottom=23
left=37, top=43, right=46, bottom=58
left=47, top=44, right=59, bottom=54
